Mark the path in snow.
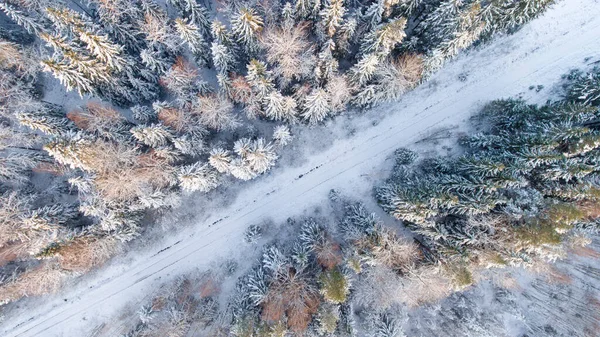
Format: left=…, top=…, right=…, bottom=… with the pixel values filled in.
left=3, top=0, right=600, bottom=336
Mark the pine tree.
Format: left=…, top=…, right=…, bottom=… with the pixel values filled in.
left=41, top=59, right=95, bottom=96
left=76, top=29, right=127, bottom=71
left=336, top=17, right=357, bottom=55
left=261, top=24, right=315, bottom=87
left=265, top=92, right=299, bottom=122
left=348, top=53, right=380, bottom=86
left=415, top=0, right=462, bottom=50
left=245, top=59, right=275, bottom=100
left=281, top=2, right=295, bottom=28
left=230, top=157, right=258, bottom=180
left=178, top=162, right=220, bottom=192
left=0, top=153, right=39, bottom=184
left=431, top=1, right=484, bottom=72
left=211, top=19, right=235, bottom=46
left=174, top=18, right=209, bottom=66
left=360, top=18, right=407, bottom=56
left=360, top=0, right=385, bottom=34
left=194, top=94, right=240, bottom=131
left=169, top=0, right=211, bottom=36
left=0, top=2, right=44, bottom=34
left=211, top=42, right=235, bottom=75
left=45, top=7, right=89, bottom=34
left=231, top=8, right=264, bottom=52
left=130, top=124, right=173, bottom=147
left=209, top=147, right=232, bottom=173
left=504, top=0, right=555, bottom=31
left=315, top=39, right=339, bottom=83
left=295, top=0, right=312, bottom=19
left=273, top=125, right=293, bottom=147
left=16, top=111, right=72, bottom=136
left=245, top=138, right=278, bottom=174
left=302, top=88, right=331, bottom=124
left=568, top=68, right=600, bottom=106
left=320, top=0, right=345, bottom=37
left=140, top=47, right=172, bottom=74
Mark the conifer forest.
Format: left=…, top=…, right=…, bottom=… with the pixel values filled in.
left=0, top=0, right=599, bottom=336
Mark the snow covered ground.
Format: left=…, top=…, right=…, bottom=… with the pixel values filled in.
left=3, top=0, right=600, bottom=335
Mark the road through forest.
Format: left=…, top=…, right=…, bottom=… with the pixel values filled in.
left=3, top=0, right=600, bottom=335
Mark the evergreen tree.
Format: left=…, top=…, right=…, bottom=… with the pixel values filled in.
left=231, top=8, right=264, bottom=53
left=211, top=42, right=235, bottom=75
left=77, top=29, right=127, bottom=71
left=273, top=125, right=293, bottom=146
left=360, top=18, right=407, bottom=56
left=130, top=124, right=173, bottom=147
left=295, top=0, right=312, bottom=19
left=174, top=18, right=209, bottom=66
left=178, top=162, right=220, bottom=192
left=41, top=59, right=95, bottom=96
left=348, top=53, right=380, bottom=86
left=209, top=147, right=232, bottom=173
left=0, top=2, right=44, bottom=34
left=320, top=0, right=346, bottom=37
left=568, top=67, right=600, bottom=106
left=246, top=59, right=275, bottom=100
left=302, top=88, right=331, bottom=124
left=245, top=138, right=278, bottom=174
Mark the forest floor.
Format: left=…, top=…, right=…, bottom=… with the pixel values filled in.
left=3, top=0, right=600, bottom=336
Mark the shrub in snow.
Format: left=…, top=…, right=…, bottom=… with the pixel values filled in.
left=243, top=224, right=262, bottom=244
left=394, top=148, right=418, bottom=166
left=319, top=267, right=350, bottom=304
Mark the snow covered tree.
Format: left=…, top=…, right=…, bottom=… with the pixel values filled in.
left=360, top=18, right=407, bottom=56
left=326, top=74, right=352, bottom=113
left=245, top=138, right=278, bottom=174
left=302, top=88, right=331, bottom=124
left=211, top=42, right=235, bottom=75
left=231, top=8, right=264, bottom=53
left=320, top=0, right=346, bottom=37
left=348, top=53, right=380, bottom=86
left=502, top=0, right=555, bottom=32
left=354, top=53, right=423, bottom=106
left=174, top=18, right=209, bottom=66
left=0, top=2, right=44, bottom=34
left=265, top=91, right=299, bottom=122
left=178, top=162, right=220, bottom=192
left=193, top=94, right=240, bottom=131
left=336, top=17, right=357, bottom=55
left=295, top=0, right=312, bottom=19
left=40, top=59, right=95, bottom=96
left=160, top=57, right=203, bottom=101
left=16, top=109, right=72, bottom=136
left=360, top=0, right=385, bottom=34
left=568, top=67, right=600, bottom=106
left=130, top=123, right=173, bottom=147
left=260, top=25, right=315, bottom=87
left=209, top=147, right=232, bottom=173
left=169, top=0, right=211, bottom=35
left=76, top=29, right=127, bottom=71
left=230, top=157, right=258, bottom=180
left=245, top=59, right=275, bottom=100
left=273, top=125, right=293, bottom=147
left=315, top=39, right=338, bottom=83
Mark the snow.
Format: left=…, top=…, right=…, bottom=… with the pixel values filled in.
left=3, top=0, right=600, bottom=335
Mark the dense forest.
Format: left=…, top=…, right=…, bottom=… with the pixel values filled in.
left=94, top=71, right=600, bottom=336
left=0, top=0, right=559, bottom=309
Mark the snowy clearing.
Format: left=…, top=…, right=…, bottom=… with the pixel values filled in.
left=3, top=0, right=600, bottom=336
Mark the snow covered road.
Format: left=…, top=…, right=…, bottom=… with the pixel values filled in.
left=4, top=0, right=600, bottom=335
